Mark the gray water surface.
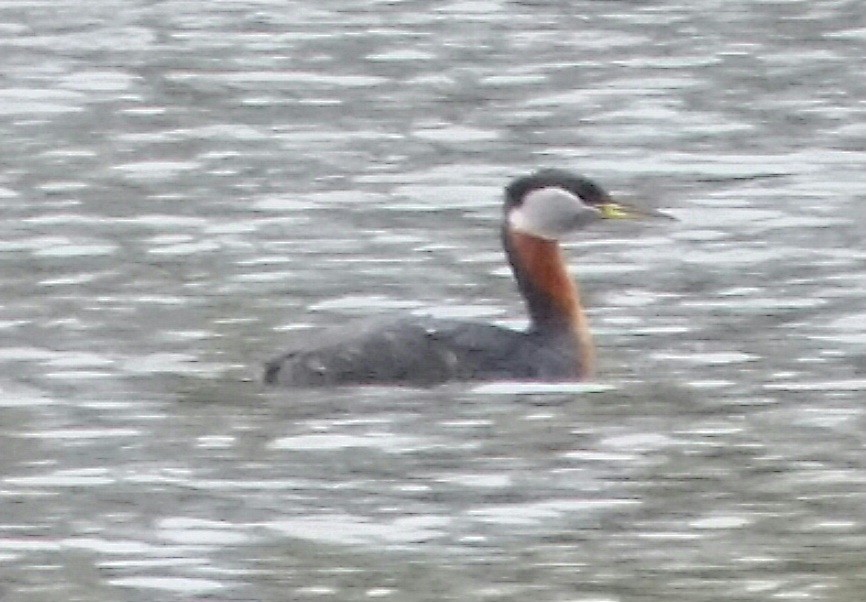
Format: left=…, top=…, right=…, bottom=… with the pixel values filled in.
left=2, top=1, right=866, bottom=601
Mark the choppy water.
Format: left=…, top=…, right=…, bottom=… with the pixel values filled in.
left=2, top=1, right=865, bottom=600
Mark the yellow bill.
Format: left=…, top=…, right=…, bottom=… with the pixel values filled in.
left=598, top=201, right=676, bottom=221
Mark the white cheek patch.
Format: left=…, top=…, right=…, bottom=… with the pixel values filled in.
left=508, top=187, right=600, bottom=240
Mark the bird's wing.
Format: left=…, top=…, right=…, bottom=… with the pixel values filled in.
left=264, top=316, right=529, bottom=387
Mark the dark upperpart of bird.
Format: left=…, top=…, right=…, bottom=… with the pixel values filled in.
left=264, top=168, right=673, bottom=387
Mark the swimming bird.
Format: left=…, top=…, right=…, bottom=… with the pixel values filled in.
left=265, top=169, right=670, bottom=387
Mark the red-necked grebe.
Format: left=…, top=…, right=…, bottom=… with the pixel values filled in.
left=265, top=169, right=670, bottom=387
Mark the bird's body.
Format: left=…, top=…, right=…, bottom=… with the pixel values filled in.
left=265, top=169, right=668, bottom=387
left=264, top=315, right=581, bottom=387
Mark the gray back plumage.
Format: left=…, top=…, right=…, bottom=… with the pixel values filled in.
left=264, top=316, right=579, bottom=387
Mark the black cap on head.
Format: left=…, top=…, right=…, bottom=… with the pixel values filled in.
left=505, top=169, right=611, bottom=210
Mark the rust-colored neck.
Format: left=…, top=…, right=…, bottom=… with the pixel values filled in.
left=503, top=227, right=595, bottom=378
